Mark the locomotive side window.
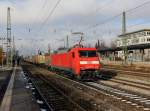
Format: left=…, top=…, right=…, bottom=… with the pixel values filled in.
left=88, top=51, right=97, bottom=57
left=72, top=52, right=75, bottom=58
left=79, top=50, right=97, bottom=57
left=79, top=51, right=87, bottom=57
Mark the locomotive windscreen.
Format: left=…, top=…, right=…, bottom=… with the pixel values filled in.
left=79, top=50, right=97, bottom=57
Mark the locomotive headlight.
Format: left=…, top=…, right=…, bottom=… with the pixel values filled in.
left=80, top=61, right=99, bottom=64
left=80, top=61, right=88, bottom=64
left=91, top=61, right=99, bottom=64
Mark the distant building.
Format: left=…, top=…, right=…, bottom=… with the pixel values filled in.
left=117, top=29, right=150, bottom=47
left=116, top=29, right=150, bottom=61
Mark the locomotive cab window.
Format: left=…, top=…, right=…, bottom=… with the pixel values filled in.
left=79, top=50, right=97, bottom=57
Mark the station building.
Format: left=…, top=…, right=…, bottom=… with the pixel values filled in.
left=99, top=29, right=150, bottom=62
left=116, top=29, right=150, bottom=61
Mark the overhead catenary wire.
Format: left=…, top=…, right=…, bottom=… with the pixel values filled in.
left=29, top=0, right=48, bottom=34
left=32, top=0, right=48, bottom=25
left=39, top=0, right=118, bottom=38
left=95, top=0, right=116, bottom=13
left=35, top=0, right=62, bottom=37
left=82, top=0, right=150, bottom=31
left=126, top=0, right=150, bottom=14
left=83, top=0, right=117, bottom=22
left=79, top=0, right=150, bottom=46
left=83, top=13, right=122, bottom=31
left=127, top=20, right=150, bottom=29
left=25, top=0, right=150, bottom=53
left=37, top=0, right=150, bottom=39
left=34, top=0, right=115, bottom=39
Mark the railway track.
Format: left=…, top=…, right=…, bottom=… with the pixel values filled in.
left=100, top=76, right=150, bottom=93
left=103, top=65, right=150, bottom=73
left=22, top=68, right=86, bottom=111
left=57, top=74, right=150, bottom=111
left=53, top=68, right=150, bottom=110
left=85, top=81, right=150, bottom=110
left=23, top=63, right=150, bottom=111
left=101, top=67, right=150, bottom=77
left=109, top=78, right=150, bottom=90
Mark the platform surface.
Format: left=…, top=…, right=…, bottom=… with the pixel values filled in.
left=0, top=67, right=40, bottom=111
left=0, top=67, right=12, bottom=72
left=0, top=69, right=11, bottom=84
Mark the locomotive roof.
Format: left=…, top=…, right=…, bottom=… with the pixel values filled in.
left=73, top=47, right=96, bottom=50
left=54, top=47, right=97, bottom=54
left=68, top=47, right=96, bottom=51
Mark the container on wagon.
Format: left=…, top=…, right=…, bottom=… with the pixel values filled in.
left=35, top=55, right=45, bottom=64
left=45, top=53, right=51, bottom=66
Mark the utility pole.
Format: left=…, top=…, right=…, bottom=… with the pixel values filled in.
left=12, top=36, right=15, bottom=57
left=122, top=11, right=126, bottom=34
left=66, top=35, right=69, bottom=49
left=48, top=43, right=51, bottom=54
left=2, top=38, right=4, bottom=68
left=122, top=11, right=128, bottom=65
left=97, top=39, right=100, bottom=48
left=6, top=7, right=12, bottom=67
left=64, top=39, right=65, bottom=48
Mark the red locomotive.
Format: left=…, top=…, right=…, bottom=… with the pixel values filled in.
left=50, top=45, right=101, bottom=80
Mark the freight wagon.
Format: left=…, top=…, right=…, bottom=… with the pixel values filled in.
left=45, top=54, right=51, bottom=66
left=34, top=55, right=45, bottom=65
left=30, top=55, right=45, bottom=65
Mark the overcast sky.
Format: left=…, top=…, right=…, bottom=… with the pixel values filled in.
left=1, top=0, right=150, bottom=55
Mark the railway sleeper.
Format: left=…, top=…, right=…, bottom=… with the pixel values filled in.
left=23, top=70, right=85, bottom=111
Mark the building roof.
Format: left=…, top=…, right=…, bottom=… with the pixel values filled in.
left=98, top=43, right=150, bottom=52
left=118, top=29, right=150, bottom=37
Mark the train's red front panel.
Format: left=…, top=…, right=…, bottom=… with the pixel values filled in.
left=79, top=57, right=100, bottom=70
left=77, top=48, right=101, bottom=75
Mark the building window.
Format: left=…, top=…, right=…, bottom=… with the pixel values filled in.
left=132, top=38, right=139, bottom=44
left=147, top=32, right=150, bottom=35
left=144, top=32, right=147, bottom=36
left=127, top=40, right=130, bottom=45
left=147, top=38, right=150, bottom=41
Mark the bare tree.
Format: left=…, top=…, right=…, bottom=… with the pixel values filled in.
left=100, top=40, right=108, bottom=49
left=110, top=40, right=117, bottom=48
left=95, top=39, right=108, bottom=50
